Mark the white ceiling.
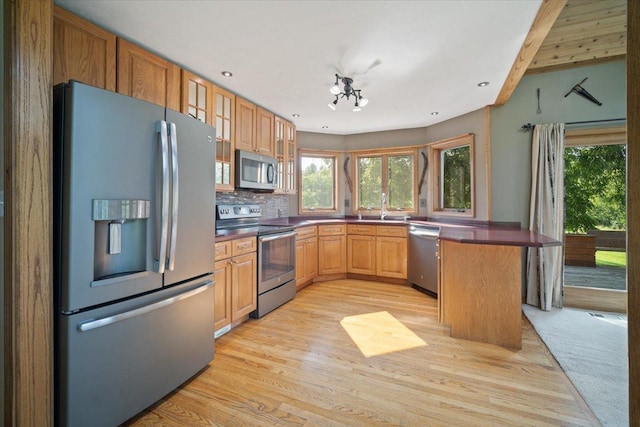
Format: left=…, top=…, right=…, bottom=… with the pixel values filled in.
left=55, top=0, right=542, bottom=135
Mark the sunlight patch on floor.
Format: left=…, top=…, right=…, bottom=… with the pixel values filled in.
left=340, top=311, right=427, bottom=357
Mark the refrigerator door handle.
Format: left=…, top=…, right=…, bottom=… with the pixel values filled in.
left=77, top=280, right=214, bottom=332
left=156, top=120, right=170, bottom=274
left=168, top=122, right=179, bottom=271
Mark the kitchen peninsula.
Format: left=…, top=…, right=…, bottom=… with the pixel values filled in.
left=219, top=217, right=560, bottom=349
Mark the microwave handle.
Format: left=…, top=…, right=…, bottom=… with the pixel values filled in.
left=267, top=163, right=275, bottom=184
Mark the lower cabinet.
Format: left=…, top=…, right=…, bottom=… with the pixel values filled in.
left=347, top=234, right=376, bottom=275
left=295, top=226, right=318, bottom=289
left=318, top=224, right=347, bottom=275
left=213, top=237, right=257, bottom=334
left=376, top=237, right=407, bottom=278
left=347, top=224, right=407, bottom=279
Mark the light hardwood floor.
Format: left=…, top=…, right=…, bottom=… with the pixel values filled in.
left=124, top=280, right=600, bottom=426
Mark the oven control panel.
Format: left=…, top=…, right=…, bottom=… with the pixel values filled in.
left=216, top=204, right=262, bottom=220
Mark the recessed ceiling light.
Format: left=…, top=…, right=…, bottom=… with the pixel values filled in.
left=292, top=113, right=301, bottom=118
left=221, top=71, right=233, bottom=77
left=322, top=126, right=328, bottom=129
left=477, top=81, right=489, bottom=87
left=430, top=112, right=439, bottom=116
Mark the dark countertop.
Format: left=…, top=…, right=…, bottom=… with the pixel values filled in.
left=215, top=217, right=561, bottom=248
left=215, top=228, right=258, bottom=243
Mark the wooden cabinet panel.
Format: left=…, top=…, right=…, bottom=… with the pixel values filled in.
left=296, top=233, right=318, bottom=289
left=377, top=225, right=408, bottom=237
left=235, top=97, right=256, bottom=152
left=181, top=69, right=213, bottom=124
left=256, top=107, right=274, bottom=156
left=347, top=224, right=376, bottom=235
left=214, top=85, right=235, bottom=191
left=305, top=237, right=318, bottom=280
left=53, top=6, right=116, bottom=90
left=231, top=252, right=257, bottom=320
left=214, top=259, right=232, bottom=331
left=347, top=235, right=376, bottom=275
left=318, top=224, right=346, bottom=236
left=295, top=239, right=306, bottom=286
left=318, top=235, right=346, bottom=275
left=296, top=226, right=317, bottom=239
left=215, top=241, right=232, bottom=261
left=376, top=237, right=407, bottom=279
left=440, top=240, right=522, bottom=349
left=117, top=38, right=180, bottom=110
left=232, top=236, right=257, bottom=256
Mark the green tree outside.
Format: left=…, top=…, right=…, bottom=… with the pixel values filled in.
left=564, top=144, right=626, bottom=233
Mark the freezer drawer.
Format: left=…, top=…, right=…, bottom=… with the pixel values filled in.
left=56, top=278, right=215, bottom=427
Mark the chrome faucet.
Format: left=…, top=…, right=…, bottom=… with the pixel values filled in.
left=381, top=193, right=388, bottom=220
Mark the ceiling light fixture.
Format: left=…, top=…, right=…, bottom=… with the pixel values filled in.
left=477, top=81, right=489, bottom=87
left=221, top=71, right=233, bottom=77
left=328, top=74, right=369, bottom=112
left=322, top=126, right=329, bottom=129
left=430, top=112, right=439, bottom=116
left=292, top=113, right=301, bottom=118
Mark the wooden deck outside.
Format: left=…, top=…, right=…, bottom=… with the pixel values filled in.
left=564, top=265, right=626, bottom=291
left=125, top=280, right=599, bottom=427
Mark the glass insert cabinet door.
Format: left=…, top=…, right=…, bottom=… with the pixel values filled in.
left=215, top=88, right=235, bottom=191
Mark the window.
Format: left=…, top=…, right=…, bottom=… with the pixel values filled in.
left=353, top=149, right=417, bottom=214
left=430, top=134, right=474, bottom=216
left=298, top=151, right=339, bottom=213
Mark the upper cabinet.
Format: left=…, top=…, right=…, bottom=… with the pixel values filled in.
left=117, top=38, right=181, bottom=110
left=181, top=70, right=214, bottom=124
left=275, top=117, right=297, bottom=194
left=214, top=85, right=236, bottom=192
left=53, top=6, right=116, bottom=90
left=255, top=107, right=275, bottom=157
left=235, top=97, right=256, bottom=153
left=235, top=98, right=275, bottom=157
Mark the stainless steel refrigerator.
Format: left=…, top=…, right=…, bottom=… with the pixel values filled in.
left=53, top=81, right=216, bottom=427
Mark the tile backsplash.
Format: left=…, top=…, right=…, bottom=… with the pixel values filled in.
left=216, top=191, right=290, bottom=219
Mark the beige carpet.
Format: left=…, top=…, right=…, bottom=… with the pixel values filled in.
left=523, top=304, right=628, bottom=427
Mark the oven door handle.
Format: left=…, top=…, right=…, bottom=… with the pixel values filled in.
left=259, top=231, right=297, bottom=242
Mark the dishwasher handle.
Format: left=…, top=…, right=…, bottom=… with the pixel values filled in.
left=409, top=230, right=439, bottom=239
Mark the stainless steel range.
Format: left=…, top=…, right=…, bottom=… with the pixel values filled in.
left=216, top=204, right=296, bottom=318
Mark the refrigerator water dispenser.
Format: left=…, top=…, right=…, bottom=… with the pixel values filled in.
left=92, top=199, right=150, bottom=282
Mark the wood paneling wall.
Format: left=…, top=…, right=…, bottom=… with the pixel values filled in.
left=628, top=1, right=639, bottom=424
left=3, top=0, right=53, bottom=425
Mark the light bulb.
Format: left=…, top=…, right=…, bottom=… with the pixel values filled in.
left=353, top=107, right=361, bottom=112
left=330, top=84, right=341, bottom=95
left=328, top=103, right=336, bottom=111
left=360, top=97, right=369, bottom=107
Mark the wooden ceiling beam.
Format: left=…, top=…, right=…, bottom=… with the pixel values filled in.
left=494, top=0, right=568, bottom=106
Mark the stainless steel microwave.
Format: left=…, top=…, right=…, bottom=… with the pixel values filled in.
left=235, top=149, right=277, bottom=191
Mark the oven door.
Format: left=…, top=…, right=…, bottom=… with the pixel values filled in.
left=257, top=231, right=296, bottom=294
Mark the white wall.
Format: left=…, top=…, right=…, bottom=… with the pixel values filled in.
left=490, top=60, right=626, bottom=227
left=293, top=108, right=489, bottom=220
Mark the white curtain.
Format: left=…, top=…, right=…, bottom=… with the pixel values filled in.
left=526, top=123, right=565, bottom=310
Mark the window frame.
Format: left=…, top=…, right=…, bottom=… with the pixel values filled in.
left=352, top=147, right=418, bottom=216
left=298, top=149, right=340, bottom=215
left=429, top=133, right=475, bottom=218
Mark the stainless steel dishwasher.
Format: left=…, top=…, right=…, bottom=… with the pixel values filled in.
left=408, top=224, right=440, bottom=295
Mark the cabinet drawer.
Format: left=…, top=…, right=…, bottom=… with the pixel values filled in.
left=214, top=241, right=232, bottom=261
left=347, top=224, right=376, bottom=235
left=318, top=224, right=346, bottom=236
left=231, top=236, right=257, bottom=256
left=377, top=225, right=408, bottom=237
left=296, top=225, right=317, bottom=240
